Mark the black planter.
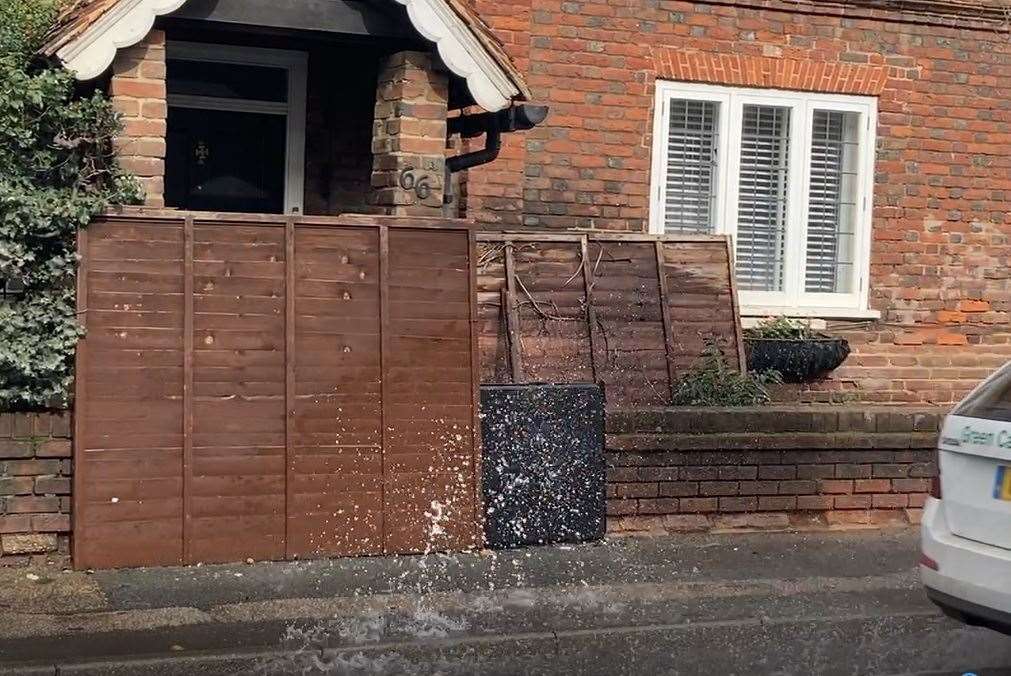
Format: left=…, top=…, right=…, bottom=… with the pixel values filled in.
left=481, top=383, right=605, bottom=549
left=745, top=337, right=851, bottom=383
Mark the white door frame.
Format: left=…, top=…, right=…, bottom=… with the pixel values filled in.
left=166, top=41, right=308, bottom=215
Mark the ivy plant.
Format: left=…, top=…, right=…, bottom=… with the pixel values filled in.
left=670, top=343, right=782, bottom=407
left=744, top=316, right=822, bottom=340
left=0, top=1, right=140, bottom=410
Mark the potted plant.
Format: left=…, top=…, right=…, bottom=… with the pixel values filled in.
left=743, top=317, right=850, bottom=383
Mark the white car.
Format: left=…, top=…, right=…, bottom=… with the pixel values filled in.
left=922, top=363, right=1011, bottom=634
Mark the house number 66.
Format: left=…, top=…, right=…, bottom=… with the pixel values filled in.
left=399, top=168, right=432, bottom=200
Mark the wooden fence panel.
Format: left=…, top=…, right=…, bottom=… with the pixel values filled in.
left=75, top=217, right=185, bottom=569
left=383, top=228, right=481, bottom=553
left=593, top=240, right=670, bottom=406
left=289, top=225, right=384, bottom=559
left=189, top=220, right=288, bottom=564
left=661, top=241, right=747, bottom=377
left=476, top=233, right=744, bottom=409
left=511, top=241, right=594, bottom=385
left=74, top=211, right=479, bottom=569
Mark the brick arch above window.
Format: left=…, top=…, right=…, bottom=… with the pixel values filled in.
left=649, top=47, right=892, bottom=97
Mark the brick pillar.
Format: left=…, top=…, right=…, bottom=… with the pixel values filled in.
left=109, top=30, right=167, bottom=207
left=370, top=52, right=448, bottom=216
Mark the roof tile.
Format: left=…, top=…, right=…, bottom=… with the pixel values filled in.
left=40, top=0, right=120, bottom=57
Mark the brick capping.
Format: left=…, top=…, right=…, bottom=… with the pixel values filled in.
left=607, top=406, right=946, bottom=435
left=609, top=432, right=939, bottom=451
left=650, top=48, right=891, bottom=95
left=606, top=406, right=943, bottom=534
left=0, top=412, right=72, bottom=566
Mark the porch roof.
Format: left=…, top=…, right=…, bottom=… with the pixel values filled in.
left=39, top=0, right=532, bottom=112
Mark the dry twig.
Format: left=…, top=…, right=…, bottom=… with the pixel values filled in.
left=514, top=274, right=581, bottom=323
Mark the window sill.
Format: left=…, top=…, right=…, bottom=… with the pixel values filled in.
left=740, top=306, right=882, bottom=323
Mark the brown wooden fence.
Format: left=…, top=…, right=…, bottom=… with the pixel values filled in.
left=74, top=210, right=481, bottom=569
left=477, top=232, right=745, bottom=408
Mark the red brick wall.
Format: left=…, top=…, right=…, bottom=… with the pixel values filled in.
left=0, top=413, right=72, bottom=566
left=467, top=0, right=1011, bottom=405
left=606, top=406, right=940, bottom=533
left=458, top=0, right=533, bottom=225
left=303, top=47, right=381, bottom=216
left=110, top=30, right=167, bottom=207
left=370, top=51, right=450, bottom=215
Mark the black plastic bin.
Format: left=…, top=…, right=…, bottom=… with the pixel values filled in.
left=480, top=383, right=605, bottom=549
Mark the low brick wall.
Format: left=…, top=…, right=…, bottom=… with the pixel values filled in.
left=606, top=406, right=943, bottom=533
left=0, top=406, right=946, bottom=565
left=0, top=412, right=72, bottom=566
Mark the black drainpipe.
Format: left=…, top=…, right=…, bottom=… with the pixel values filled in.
left=447, top=116, right=502, bottom=174
left=444, top=104, right=548, bottom=210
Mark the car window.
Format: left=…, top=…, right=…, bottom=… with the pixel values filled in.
left=953, top=362, right=1011, bottom=422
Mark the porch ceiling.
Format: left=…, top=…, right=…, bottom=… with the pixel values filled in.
left=39, top=0, right=531, bottom=112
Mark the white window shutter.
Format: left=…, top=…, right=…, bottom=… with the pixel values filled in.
left=735, top=104, right=791, bottom=292
left=805, top=110, right=860, bottom=294
left=662, top=99, right=720, bottom=234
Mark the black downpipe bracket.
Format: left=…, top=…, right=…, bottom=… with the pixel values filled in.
left=444, top=104, right=549, bottom=207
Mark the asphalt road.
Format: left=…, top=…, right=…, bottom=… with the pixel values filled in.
left=2, top=530, right=1011, bottom=675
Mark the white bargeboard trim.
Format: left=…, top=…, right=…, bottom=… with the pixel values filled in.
left=393, top=0, right=518, bottom=111
left=57, top=0, right=188, bottom=80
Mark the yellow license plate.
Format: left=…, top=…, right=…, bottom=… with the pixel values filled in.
left=994, top=466, right=1011, bottom=501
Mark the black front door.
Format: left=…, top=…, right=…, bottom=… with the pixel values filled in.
left=166, top=107, right=287, bottom=214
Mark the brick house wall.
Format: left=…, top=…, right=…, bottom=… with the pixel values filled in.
left=0, top=413, right=72, bottom=566
left=465, top=0, right=1011, bottom=405
left=303, top=47, right=382, bottom=217
left=458, top=0, right=533, bottom=226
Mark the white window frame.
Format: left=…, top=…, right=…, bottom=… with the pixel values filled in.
left=166, top=41, right=308, bottom=215
left=649, top=81, right=879, bottom=319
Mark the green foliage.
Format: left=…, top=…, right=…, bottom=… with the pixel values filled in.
left=743, top=316, right=819, bottom=340
left=0, top=0, right=61, bottom=66
left=670, top=343, right=782, bottom=407
left=0, top=1, right=141, bottom=410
